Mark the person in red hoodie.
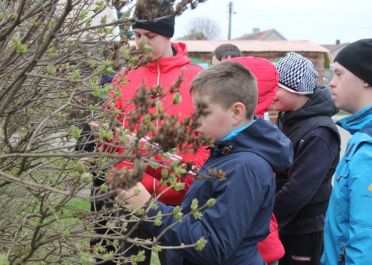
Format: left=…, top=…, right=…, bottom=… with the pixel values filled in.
left=112, top=2, right=208, bottom=207
left=101, top=1, right=208, bottom=264
left=211, top=45, right=285, bottom=265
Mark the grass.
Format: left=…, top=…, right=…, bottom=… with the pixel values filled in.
left=65, top=198, right=90, bottom=212
left=64, top=199, right=162, bottom=265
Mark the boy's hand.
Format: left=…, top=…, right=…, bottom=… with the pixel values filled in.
left=115, top=182, right=151, bottom=209
left=89, top=121, right=130, bottom=141
left=79, top=157, right=91, bottom=164
left=89, top=121, right=100, bottom=133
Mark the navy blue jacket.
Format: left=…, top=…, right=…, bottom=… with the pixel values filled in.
left=144, top=117, right=293, bottom=265
left=275, top=86, right=340, bottom=235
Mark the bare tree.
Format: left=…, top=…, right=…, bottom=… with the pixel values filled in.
left=0, top=1, right=211, bottom=264
left=181, top=16, right=221, bottom=40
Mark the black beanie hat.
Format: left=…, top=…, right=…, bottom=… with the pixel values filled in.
left=335, top=38, right=372, bottom=85
left=132, top=0, right=175, bottom=38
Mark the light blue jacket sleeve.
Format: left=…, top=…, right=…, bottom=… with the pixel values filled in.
left=346, top=142, right=372, bottom=264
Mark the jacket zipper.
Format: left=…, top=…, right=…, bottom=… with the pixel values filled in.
left=337, top=242, right=345, bottom=265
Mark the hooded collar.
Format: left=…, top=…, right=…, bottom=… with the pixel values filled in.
left=145, top=42, right=190, bottom=73
left=279, top=86, right=338, bottom=127
left=211, top=117, right=293, bottom=173
left=337, top=105, right=372, bottom=135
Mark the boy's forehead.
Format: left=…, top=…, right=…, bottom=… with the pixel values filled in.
left=133, top=28, right=155, bottom=35
left=192, top=91, right=208, bottom=99
left=333, top=61, right=345, bottom=72
left=191, top=92, right=211, bottom=105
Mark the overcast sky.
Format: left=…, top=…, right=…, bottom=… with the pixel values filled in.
left=174, top=0, right=372, bottom=44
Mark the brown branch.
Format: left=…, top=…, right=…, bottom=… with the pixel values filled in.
left=56, top=14, right=174, bottom=38
left=25, top=72, right=94, bottom=83
left=0, top=169, right=87, bottom=199
left=0, top=151, right=132, bottom=159
left=154, top=202, right=210, bottom=242
left=57, top=18, right=133, bottom=37
left=0, top=0, right=73, bottom=115
left=69, top=232, right=199, bottom=250
left=0, top=0, right=27, bottom=42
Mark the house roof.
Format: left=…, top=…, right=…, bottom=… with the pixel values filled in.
left=179, top=40, right=329, bottom=53
left=235, top=29, right=287, bottom=40
left=322, top=43, right=350, bottom=60
left=322, top=43, right=349, bottom=53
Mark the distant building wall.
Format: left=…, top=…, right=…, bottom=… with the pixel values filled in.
left=188, top=51, right=328, bottom=85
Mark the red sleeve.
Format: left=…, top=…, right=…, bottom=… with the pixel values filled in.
left=257, top=214, right=285, bottom=263
left=141, top=145, right=209, bottom=205
left=141, top=173, right=188, bottom=205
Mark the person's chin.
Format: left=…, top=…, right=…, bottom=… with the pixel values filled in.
left=205, top=133, right=217, bottom=142
left=271, top=101, right=280, bottom=111
left=331, top=95, right=339, bottom=106
left=272, top=105, right=283, bottom=112
left=335, top=102, right=343, bottom=110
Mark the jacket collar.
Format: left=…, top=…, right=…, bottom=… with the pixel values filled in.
left=146, top=42, right=190, bottom=73
left=337, top=105, right=372, bottom=134
left=279, top=86, right=337, bottom=126
left=208, top=117, right=293, bottom=173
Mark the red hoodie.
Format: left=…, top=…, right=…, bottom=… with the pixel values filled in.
left=229, top=56, right=278, bottom=116
left=112, top=42, right=209, bottom=205
left=230, top=56, right=285, bottom=263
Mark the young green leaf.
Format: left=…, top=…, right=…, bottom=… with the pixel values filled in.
left=195, top=237, right=208, bottom=251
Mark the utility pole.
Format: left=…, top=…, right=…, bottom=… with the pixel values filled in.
left=227, top=1, right=234, bottom=40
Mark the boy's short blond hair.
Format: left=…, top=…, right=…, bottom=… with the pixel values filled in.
left=191, top=61, right=258, bottom=118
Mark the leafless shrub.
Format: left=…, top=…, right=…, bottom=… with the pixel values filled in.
left=0, top=1, right=210, bottom=264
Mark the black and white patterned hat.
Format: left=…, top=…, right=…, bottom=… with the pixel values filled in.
left=276, top=52, right=318, bottom=95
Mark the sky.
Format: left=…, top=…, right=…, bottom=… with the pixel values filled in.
left=174, top=0, right=372, bottom=44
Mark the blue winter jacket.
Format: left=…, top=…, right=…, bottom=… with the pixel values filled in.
left=321, top=105, right=372, bottom=265
left=145, top=117, right=293, bottom=265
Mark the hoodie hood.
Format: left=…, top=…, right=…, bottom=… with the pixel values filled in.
left=214, top=117, right=293, bottom=173
left=146, top=42, right=190, bottom=73
left=277, top=86, right=340, bottom=148
left=229, top=56, right=279, bottom=116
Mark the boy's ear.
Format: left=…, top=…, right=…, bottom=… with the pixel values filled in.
left=362, top=81, right=371, bottom=88
left=232, top=102, right=246, bottom=120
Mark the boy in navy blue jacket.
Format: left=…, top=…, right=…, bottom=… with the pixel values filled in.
left=115, top=61, right=293, bottom=265
left=272, top=52, right=340, bottom=265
